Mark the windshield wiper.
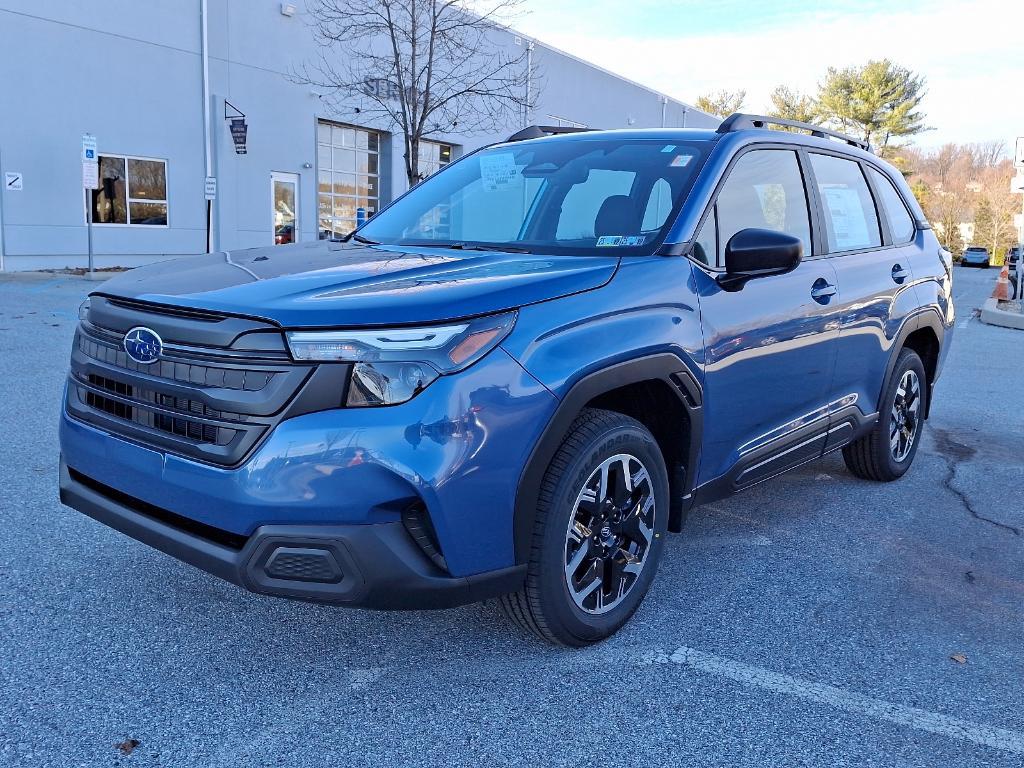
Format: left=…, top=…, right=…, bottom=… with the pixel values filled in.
left=412, top=241, right=531, bottom=254
left=345, top=233, right=380, bottom=245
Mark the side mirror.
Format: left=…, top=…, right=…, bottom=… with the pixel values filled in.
left=719, top=228, right=803, bottom=289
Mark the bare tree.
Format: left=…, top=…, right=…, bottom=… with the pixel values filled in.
left=974, top=161, right=1019, bottom=256
left=968, top=140, right=1008, bottom=171
left=300, top=0, right=534, bottom=187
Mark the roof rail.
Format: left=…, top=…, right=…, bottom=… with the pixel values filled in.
left=505, top=125, right=594, bottom=142
left=716, top=113, right=871, bottom=152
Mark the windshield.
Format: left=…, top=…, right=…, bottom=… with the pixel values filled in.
left=358, top=138, right=711, bottom=256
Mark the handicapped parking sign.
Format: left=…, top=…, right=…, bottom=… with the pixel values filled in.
left=82, top=134, right=98, bottom=162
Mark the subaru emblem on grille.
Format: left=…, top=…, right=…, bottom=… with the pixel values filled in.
left=123, top=326, right=163, bottom=364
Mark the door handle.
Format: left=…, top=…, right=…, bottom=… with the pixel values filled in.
left=892, top=264, right=910, bottom=283
left=810, top=278, right=837, bottom=303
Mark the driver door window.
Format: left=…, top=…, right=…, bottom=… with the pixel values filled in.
left=716, top=150, right=811, bottom=265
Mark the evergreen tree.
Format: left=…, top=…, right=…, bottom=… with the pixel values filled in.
left=767, top=86, right=817, bottom=128
left=695, top=89, right=746, bottom=119
left=816, top=59, right=928, bottom=150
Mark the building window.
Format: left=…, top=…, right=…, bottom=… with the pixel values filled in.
left=317, top=121, right=380, bottom=239
left=417, top=141, right=453, bottom=180
left=91, top=155, right=168, bottom=225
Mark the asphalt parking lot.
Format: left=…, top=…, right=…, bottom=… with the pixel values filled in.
left=1, top=265, right=1022, bottom=767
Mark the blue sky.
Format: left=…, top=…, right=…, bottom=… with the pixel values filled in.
left=515, top=0, right=1024, bottom=151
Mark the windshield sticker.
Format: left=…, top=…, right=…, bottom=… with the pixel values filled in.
left=479, top=152, right=519, bottom=191
left=661, top=145, right=677, bottom=153
left=669, top=154, right=693, bottom=167
left=597, top=235, right=646, bottom=247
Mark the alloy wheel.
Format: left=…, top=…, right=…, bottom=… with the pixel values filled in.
left=563, top=453, right=656, bottom=615
left=890, top=369, right=921, bottom=462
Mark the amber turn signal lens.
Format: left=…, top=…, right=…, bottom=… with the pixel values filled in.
left=448, top=328, right=502, bottom=366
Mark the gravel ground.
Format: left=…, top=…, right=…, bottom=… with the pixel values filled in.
left=0, top=266, right=1021, bottom=767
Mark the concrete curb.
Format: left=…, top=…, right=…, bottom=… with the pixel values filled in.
left=0, top=270, right=119, bottom=283
left=980, top=297, right=1024, bottom=330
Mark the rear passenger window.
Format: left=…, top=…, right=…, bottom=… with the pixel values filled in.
left=809, top=154, right=882, bottom=252
left=716, top=149, right=811, bottom=265
left=867, top=166, right=915, bottom=244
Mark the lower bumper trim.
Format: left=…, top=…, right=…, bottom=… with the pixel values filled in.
left=59, top=459, right=524, bottom=610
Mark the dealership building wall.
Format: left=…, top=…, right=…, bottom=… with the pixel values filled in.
left=0, top=1, right=717, bottom=271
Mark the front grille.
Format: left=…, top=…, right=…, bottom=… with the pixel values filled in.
left=82, top=372, right=243, bottom=446
left=78, top=333, right=275, bottom=391
left=67, top=322, right=321, bottom=466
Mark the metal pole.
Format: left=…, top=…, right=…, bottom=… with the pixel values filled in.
left=1017, top=192, right=1024, bottom=300
left=0, top=144, right=6, bottom=272
left=86, top=188, right=94, bottom=276
left=661, top=96, right=668, bottom=128
left=201, top=0, right=214, bottom=253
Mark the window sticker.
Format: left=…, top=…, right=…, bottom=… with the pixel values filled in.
left=596, top=235, right=646, bottom=247
left=661, top=145, right=677, bottom=153
left=479, top=152, right=519, bottom=191
left=669, top=154, right=693, bottom=167
left=822, top=186, right=870, bottom=249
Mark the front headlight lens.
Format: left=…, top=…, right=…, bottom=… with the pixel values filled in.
left=347, top=361, right=439, bottom=407
left=286, top=312, right=517, bottom=406
left=78, top=298, right=91, bottom=323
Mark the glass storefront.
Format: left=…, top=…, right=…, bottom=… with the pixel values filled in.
left=317, top=121, right=380, bottom=239
left=417, top=141, right=452, bottom=180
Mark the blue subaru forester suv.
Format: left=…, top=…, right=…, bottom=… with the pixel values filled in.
left=59, top=114, right=953, bottom=645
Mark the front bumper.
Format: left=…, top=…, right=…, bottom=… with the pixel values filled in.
left=60, top=460, right=525, bottom=609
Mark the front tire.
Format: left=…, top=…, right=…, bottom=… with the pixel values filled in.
left=843, top=349, right=926, bottom=481
left=500, top=408, right=670, bottom=646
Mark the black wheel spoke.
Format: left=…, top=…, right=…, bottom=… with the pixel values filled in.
left=890, top=369, right=922, bottom=463
left=564, top=453, right=656, bottom=614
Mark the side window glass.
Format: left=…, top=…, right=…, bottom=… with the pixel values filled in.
left=641, top=178, right=673, bottom=232
left=867, top=166, right=915, bottom=244
left=555, top=169, right=636, bottom=240
left=716, top=150, right=811, bottom=263
left=691, top=208, right=716, bottom=266
left=809, top=154, right=882, bottom=251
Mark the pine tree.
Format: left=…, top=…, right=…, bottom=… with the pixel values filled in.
left=816, top=59, right=928, bottom=150
left=695, top=89, right=746, bottom=119
left=767, top=86, right=817, bottom=128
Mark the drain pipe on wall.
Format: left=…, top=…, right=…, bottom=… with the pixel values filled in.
left=201, top=0, right=214, bottom=253
left=524, top=40, right=535, bottom=127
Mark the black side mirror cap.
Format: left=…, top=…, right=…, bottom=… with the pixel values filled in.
left=718, top=228, right=803, bottom=289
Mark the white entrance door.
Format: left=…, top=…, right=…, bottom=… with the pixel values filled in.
left=271, top=172, right=299, bottom=244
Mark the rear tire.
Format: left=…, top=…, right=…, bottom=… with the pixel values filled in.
left=843, top=349, right=926, bottom=482
left=500, top=408, right=669, bottom=646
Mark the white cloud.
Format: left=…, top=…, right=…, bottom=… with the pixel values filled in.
left=517, top=0, right=1024, bottom=149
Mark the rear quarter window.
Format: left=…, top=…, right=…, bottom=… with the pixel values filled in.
left=867, top=166, right=915, bottom=244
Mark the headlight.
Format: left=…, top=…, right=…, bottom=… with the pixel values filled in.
left=78, top=298, right=91, bottom=323
left=286, top=312, right=516, bottom=406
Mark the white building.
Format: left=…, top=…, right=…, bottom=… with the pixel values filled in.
left=0, top=1, right=717, bottom=271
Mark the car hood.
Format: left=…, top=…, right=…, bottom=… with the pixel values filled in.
left=95, top=240, right=620, bottom=327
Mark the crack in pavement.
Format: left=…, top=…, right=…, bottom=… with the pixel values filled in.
left=928, top=429, right=1021, bottom=536
left=940, top=458, right=1021, bottom=536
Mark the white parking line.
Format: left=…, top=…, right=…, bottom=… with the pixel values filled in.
left=646, top=646, right=1024, bottom=755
